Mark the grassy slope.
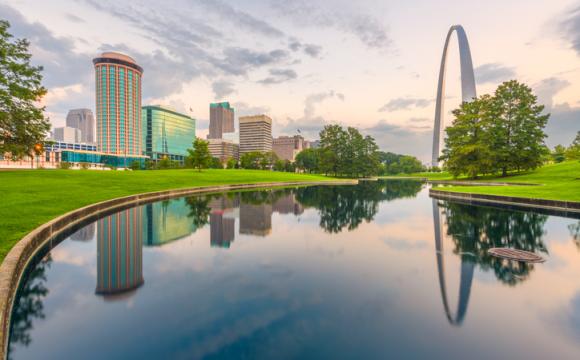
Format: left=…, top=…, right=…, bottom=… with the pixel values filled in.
left=404, top=161, right=580, bottom=202
left=0, top=169, right=331, bottom=261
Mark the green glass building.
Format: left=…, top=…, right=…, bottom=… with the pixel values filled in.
left=142, top=105, right=196, bottom=163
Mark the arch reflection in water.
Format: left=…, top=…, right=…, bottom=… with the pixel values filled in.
left=433, top=198, right=549, bottom=325
left=96, top=207, right=144, bottom=298
left=432, top=199, right=474, bottom=326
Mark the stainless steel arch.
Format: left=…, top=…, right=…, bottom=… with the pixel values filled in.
left=432, top=199, right=474, bottom=326
left=432, top=25, right=477, bottom=167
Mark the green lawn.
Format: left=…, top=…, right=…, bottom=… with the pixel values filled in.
left=0, top=169, right=332, bottom=262
left=402, top=161, right=580, bottom=202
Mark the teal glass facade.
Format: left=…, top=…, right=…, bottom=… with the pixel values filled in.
left=60, top=150, right=146, bottom=168
left=142, top=105, right=196, bottom=162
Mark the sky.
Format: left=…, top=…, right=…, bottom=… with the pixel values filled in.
left=1, top=0, right=580, bottom=162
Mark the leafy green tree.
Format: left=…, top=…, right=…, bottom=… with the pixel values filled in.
left=441, top=95, right=494, bottom=178
left=565, top=131, right=580, bottom=160
left=552, top=145, right=567, bottom=163
left=489, top=80, right=549, bottom=176
left=157, top=157, right=171, bottom=169
left=295, top=148, right=319, bottom=173
left=0, top=20, right=50, bottom=159
left=240, top=151, right=262, bottom=169
left=441, top=80, right=549, bottom=177
left=129, top=161, right=141, bottom=170
left=273, top=159, right=285, bottom=171
left=319, top=124, right=347, bottom=175
left=209, top=157, right=223, bottom=169
left=226, top=157, right=237, bottom=169
left=187, top=138, right=212, bottom=171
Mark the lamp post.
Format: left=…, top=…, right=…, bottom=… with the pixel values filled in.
left=33, top=143, right=43, bottom=169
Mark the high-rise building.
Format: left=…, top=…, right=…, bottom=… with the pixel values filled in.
left=93, top=52, right=143, bottom=156
left=239, top=115, right=272, bottom=155
left=208, top=102, right=234, bottom=139
left=208, top=139, right=239, bottom=163
left=66, top=109, right=95, bottom=144
left=273, top=135, right=304, bottom=161
left=53, top=126, right=82, bottom=143
left=142, top=105, right=196, bottom=163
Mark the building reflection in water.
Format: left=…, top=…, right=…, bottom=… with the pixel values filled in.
left=70, top=223, right=95, bottom=242
left=144, top=199, right=198, bottom=247
left=96, top=207, right=144, bottom=299
left=432, top=198, right=549, bottom=326
left=209, top=195, right=239, bottom=248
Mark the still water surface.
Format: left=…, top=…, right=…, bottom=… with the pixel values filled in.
left=8, top=180, right=580, bottom=359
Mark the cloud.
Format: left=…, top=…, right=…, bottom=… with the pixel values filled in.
left=560, top=6, right=580, bottom=55
left=276, top=90, right=345, bottom=138
left=378, top=98, right=432, bottom=112
left=534, top=77, right=571, bottom=109
left=212, top=80, right=236, bottom=100
left=271, top=0, right=391, bottom=50
left=258, top=68, right=298, bottom=84
left=65, top=13, right=85, bottom=23
left=364, top=120, right=433, bottom=161
left=0, top=3, right=91, bottom=89
left=197, top=0, right=284, bottom=38
left=474, top=63, right=516, bottom=84
left=545, top=103, right=580, bottom=147
left=232, top=102, right=271, bottom=117
left=288, top=39, right=323, bottom=58
left=217, top=48, right=291, bottom=76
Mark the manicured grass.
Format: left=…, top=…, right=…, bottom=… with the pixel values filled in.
left=403, top=161, right=580, bottom=202
left=0, top=169, right=332, bottom=262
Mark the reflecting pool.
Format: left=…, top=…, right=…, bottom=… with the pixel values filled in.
left=7, top=180, right=580, bottom=359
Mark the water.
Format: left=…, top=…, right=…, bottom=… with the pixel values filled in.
left=7, top=180, right=580, bottom=359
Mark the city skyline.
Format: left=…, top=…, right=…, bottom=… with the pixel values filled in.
left=1, top=0, right=580, bottom=161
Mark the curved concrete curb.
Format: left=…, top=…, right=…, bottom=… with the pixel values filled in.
left=0, top=179, right=356, bottom=358
left=430, top=189, right=580, bottom=216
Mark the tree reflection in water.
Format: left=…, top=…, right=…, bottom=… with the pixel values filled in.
left=570, top=221, right=580, bottom=250
left=441, top=201, right=548, bottom=286
left=296, top=180, right=423, bottom=233
left=8, top=254, right=51, bottom=356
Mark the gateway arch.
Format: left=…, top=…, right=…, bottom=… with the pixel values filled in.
left=432, top=25, right=477, bottom=167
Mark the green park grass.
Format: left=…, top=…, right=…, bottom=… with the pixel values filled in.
left=396, top=161, right=580, bottom=202
left=0, top=169, right=332, bottom=262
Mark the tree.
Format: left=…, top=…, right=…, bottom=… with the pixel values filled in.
left=157, top=156, right=171, bottom=169
left=552, top=145, right=567, bottom=163
left=441, top=95, right=494, bottom=178
left=226, top=157, right=237, bottom=169
left=273, top=159, right=285, bottom=172
left=295, top=148, right=319, bottom=173
left=0, top=21, right=50, bottom=159
left=441, top=80, right=549, bottom=178
left=240, top=151, right=262, bottom=169
left=565, top=131, right=580, bottom=161
left=489, top=80, right=549, bottom=176
left=209, top=157, right=223, bottom=169
left=187, top=138, right=212, bottom=171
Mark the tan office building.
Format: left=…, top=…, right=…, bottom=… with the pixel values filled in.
left=208, top=139, right=239, bottom=162
left=273, top=135, right=304, bottom=161
left=239, top=115, right=272, bottom=155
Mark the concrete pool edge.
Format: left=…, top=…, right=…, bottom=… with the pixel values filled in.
left=429, top=188, right=580, bottom=215
left=0, top=179, right=357, bottom=358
